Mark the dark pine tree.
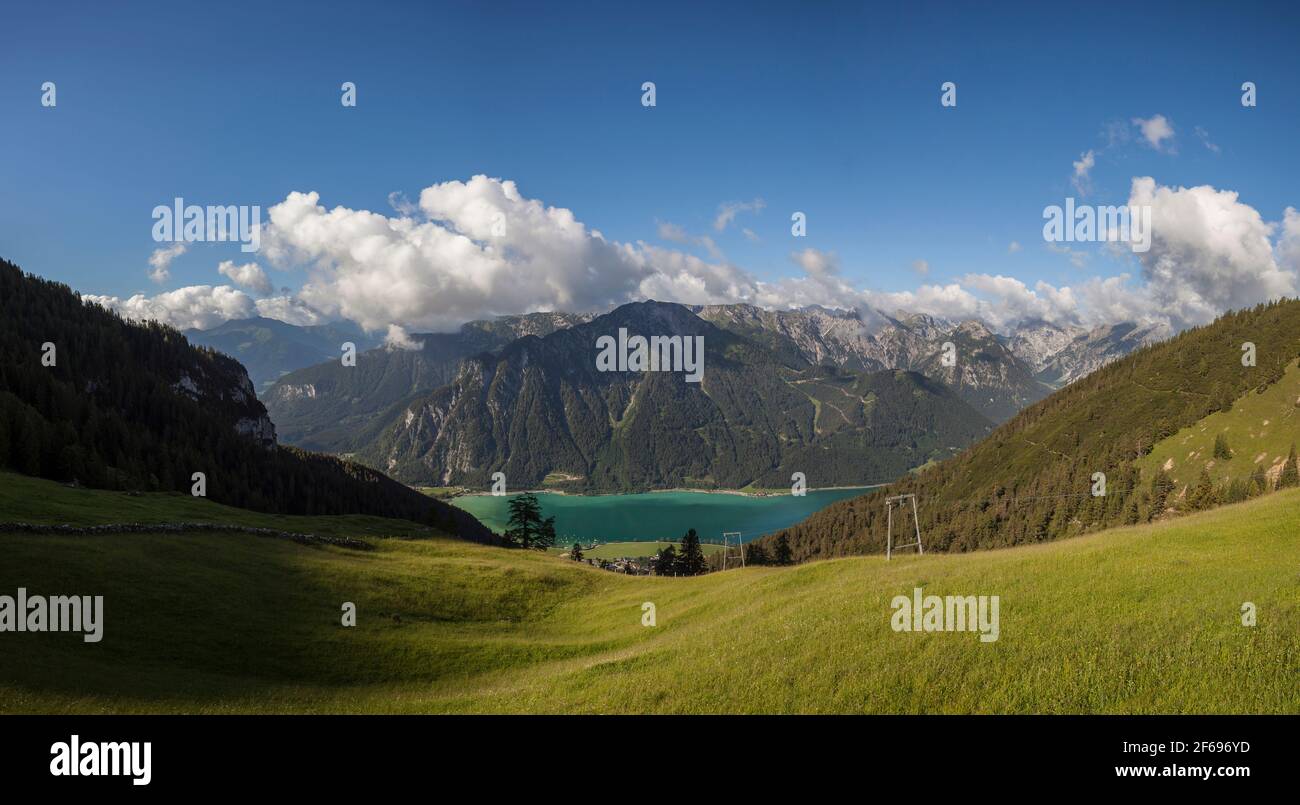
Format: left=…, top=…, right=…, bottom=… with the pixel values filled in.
left=773, top=534, right=794, bottom=566
left=505, top=493, right=554, bottom=549
left=677, top=528, right=707, bottom=576
left=1213, top=433, right=1233, bottom=461
left=656, top=544, right=678, bottom=576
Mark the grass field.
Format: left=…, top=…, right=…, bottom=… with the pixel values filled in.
left=1, top=471, right=1297, bottom=714
left=1137, top=358, right=1300, bottom=490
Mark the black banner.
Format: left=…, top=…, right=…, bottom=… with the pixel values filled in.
left=0, top=715, right=1284, bottom=792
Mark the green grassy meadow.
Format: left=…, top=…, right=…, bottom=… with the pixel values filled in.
left=1, top=471, right=1297, bottom=714
left=1138, top=358, right=1300, bottom=490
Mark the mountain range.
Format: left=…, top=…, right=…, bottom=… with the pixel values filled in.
left=750, top=298, right=1300, bottom=562
left=264, top=312, right=590, bottom=451
left=132, top=298, right=1172, bottom=497
left=256, top=303, right=1164, bottom=461
left=354, top=301, right=993, bottom=491
left=184, top=317, right=381, bottom=393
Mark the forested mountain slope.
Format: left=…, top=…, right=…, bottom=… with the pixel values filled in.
left=753, top=299, right=1300, bottom=561
left=0, top=259, right=494, bottom=541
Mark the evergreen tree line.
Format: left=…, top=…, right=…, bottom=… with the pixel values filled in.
left=747, top=299, right=1300, bottom=564
left=0, top=259, right=496, bottom=543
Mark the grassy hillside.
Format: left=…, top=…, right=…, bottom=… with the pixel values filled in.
left=0, top=471, right=441, bottom=540
left=1137, top=358, right=1300, bottom=491
left=756, top=299, right=1300, bottom=560
left=2, top=472, right=1296, bottom=714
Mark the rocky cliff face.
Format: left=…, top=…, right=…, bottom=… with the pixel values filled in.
left=360, top=301, right=993, bottom=491
left=1034, top=321, right=1171, bottom=385
left=694, top=304, right=1166, bottom=422
left=263, top=311, right=592, bottom=452
left=173, top=356, right=277, bottom=448
left=694, top=304, right=1051, bottom=423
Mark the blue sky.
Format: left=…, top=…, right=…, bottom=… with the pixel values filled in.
left=2, top=0, right=1299, bottom=334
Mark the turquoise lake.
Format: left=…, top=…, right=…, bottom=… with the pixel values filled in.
left=450, top=488, right=874, bottom=543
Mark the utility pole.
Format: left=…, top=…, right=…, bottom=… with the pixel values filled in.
left=721, top=531, right=744, bottom=570
left=884, top=494, right=923, bottom=561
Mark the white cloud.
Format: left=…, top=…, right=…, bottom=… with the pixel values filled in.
left=217, top=260, right=273, bottom=295
left=1278, top=207, right=1300, bottom=273
left=147, top=243, right=187, bottom=284
left=1127, top=176, right=1294, bottom=328
left=85, top=285, right=255, bottom=331
left=1071, top=150, right=1096, bottom=194
left=97, top=174, right=1297, bottom=342
left=911, top=259, right=930, bottom=277
left=383, top=324, right=423, bottom=350
left=253, top=295, right=325, bottom=326
left=1132, top=114, right=1176, bottom=152
left=713, top=198, right=765, bottom=231
left=1008, top=241, right=1022, bottom=253
left=260, top=177, right=768, bottom=332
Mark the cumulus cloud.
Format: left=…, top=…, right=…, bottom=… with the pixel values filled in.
left=148, top=243, right=187, bottom=284
left=217, top=260, right=273, bottom=295
left=1278, top=207, right=1300, bottom=272
left=1133, top=114, right=1176, bottom=152
left=92, top=175, right=1299, bottom=341
left=1127, top=176, right=1295, bottom=328
left=258, top=177, right=770, bottom=332
left=85, top=285, right=255, bottom=331
left=383, top=324, right=423, bottom=350
left=253, top=294, right=325, bottom=326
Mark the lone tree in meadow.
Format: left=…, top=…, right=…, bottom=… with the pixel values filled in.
left=505, top=493, right=556, bottom=550
left=570, top=542, right=583, bottom=562
left=1279, top=443, right=1299, bottom=490
left=1213, top=433, right=1233, bottom=461
left=677, top=528, right=707, bottom=576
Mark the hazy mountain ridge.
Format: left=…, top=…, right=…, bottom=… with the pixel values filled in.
left=263, top=311, right=591, bottom=451
left=184, top=317, right=381, bottom=393
left=358, top=301, right=993, bottom=491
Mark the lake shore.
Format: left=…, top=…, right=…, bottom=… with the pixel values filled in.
left=447, top=486, right=881, bottom=545
left=447, top=484, right=882, bottom=500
